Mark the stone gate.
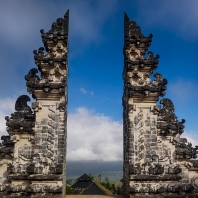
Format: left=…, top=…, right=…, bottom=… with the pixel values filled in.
left=0, top=10, right=69, bottom=198
left=0, top=10, right=198, bottom=198
left=122, top=13, right=198, bottom=198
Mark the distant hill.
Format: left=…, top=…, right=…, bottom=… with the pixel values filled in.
left=66, top=161, right=123, bottom=182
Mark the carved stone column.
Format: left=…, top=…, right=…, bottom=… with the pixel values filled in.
left=0, top=10, right=69, bottom=198
left=123, top=13, right=198, bottom=198
left=24, top=10, right=69, bottom=197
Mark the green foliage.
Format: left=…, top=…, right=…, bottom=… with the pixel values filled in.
left=113, top=180, right=122, bottom=189
left=94, top=174, right=101, bottom=182
left=88, top=173, right=94, bottom=180
left=104, top=176, right=109, bottom=183
left=66, top=179, right=73, bottom=185
left=66, top=185, right=72, bottom=194
left=100, top=176, right=123, bottom=192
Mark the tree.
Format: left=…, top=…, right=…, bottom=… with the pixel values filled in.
left=104, top=177, right=109, bottom=183
left=94, top=174, right=101, bottom=182
left=66, top=179, right=73, bottom=186
left=88, top=173, right=94, bottom=180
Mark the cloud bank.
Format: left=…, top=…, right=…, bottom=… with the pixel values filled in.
left=0, top=97, right=16, bottom=137
left=67, top=107, right=123, bottom=161
left=0, top=98, right=123, bottom=161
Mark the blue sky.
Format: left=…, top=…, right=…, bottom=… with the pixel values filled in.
left=0, top=0, right=198, bottom=163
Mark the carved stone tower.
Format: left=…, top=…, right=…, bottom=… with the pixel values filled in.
left=123, top=13, right=198, bottom=198
left=0, top=10, right=69, bottom=198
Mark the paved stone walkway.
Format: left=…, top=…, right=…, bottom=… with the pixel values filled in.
left=66, top=195, right=124, bottom=198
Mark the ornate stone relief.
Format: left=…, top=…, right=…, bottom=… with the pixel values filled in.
left=123, top=13, right=198, bottom=198
left=0, top=10, right=68, bottom=197
left=157, top=98, right=186, bottom=136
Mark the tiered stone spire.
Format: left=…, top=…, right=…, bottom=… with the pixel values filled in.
left=123, top=13, right=198, bottom=198
left=0, top=10, right=69, bottom=198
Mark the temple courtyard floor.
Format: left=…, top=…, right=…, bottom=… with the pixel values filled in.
left=66, top=195, right=124, bottom=198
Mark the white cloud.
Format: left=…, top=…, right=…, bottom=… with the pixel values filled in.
left=0, top=97, right=16, bottom=113
left=181, top=132, right=198, bottom=147
left=0, top=111, right=7, bottom=136
left=90, top=91, right=94, bottom=97
left=0, top=98, right=123, bottom=161
left=0, top=97, right=16, bottom=137
left=80, top=88, right=94, bottom=97
left=67, top=107, right=122, bottom=161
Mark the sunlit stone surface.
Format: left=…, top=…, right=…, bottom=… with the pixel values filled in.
left=122, top=12, right=198, bottom=198
left=0, top=10, right=69, bottom=198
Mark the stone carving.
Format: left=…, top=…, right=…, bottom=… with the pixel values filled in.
left=168, top=164, right=182, bottom=174
left=25, top=68, right=40, bottom=84
left=18, top=145, right=33, bottom=160
left=0, top=10, right=69, bottom=197
left=123, top=13, right=198, bottom=198
left=130, top=183, right=195, bottom=194
left=0, top=136, right=14, bottom=157
left=127, top=73, right=167, bottom=97
left=5, top=96, right=35, bottom=134
left=148, top=164, right=164, bottom=175
left=157, top=98, right=185, bottom=136
left=175, top=138, right=198, bottom=159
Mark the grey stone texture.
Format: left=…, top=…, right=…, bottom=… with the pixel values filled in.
left=122, top=12, right=198, bottom=198
left=0, top=10, right=69, bottom=198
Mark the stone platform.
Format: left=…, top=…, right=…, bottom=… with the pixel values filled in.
left=0, top=194, right=124, bottom=198
left=66, top=196, right=124, bottom=198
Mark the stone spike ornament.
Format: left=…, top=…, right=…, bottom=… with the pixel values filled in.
left=0, top=10, right=69, bottom=198
left=123, top=13, right=198, bottom=198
